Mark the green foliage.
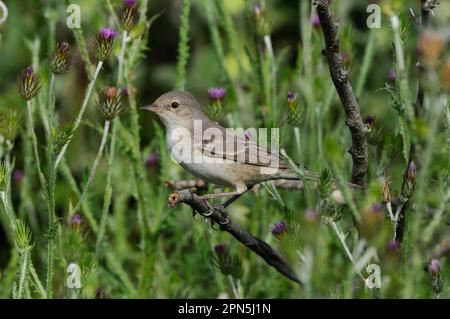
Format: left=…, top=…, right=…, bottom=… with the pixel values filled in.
left=0, top=0, right=448, bottom=299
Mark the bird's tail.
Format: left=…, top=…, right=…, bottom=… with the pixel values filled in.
left=275, top=167, right=365, bottom=189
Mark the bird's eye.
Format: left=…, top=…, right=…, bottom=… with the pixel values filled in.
left=171, top=101, right=179, bottom=109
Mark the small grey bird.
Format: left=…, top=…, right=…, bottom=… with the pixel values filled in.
left=141, top=90, right=306, bottom=207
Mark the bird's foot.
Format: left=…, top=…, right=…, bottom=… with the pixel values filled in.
left=201, top=197, right=214, bottom=216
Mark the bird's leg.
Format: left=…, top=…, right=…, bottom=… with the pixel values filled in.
left=217, top=185, right=253, bottom=211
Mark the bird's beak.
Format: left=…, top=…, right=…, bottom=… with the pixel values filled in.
left=140, top=104, right=160, bottom=113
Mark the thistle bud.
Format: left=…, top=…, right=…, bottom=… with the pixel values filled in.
left=270, top=220, right=287, bottom=238
left=70, top=214, right=83, bottom=231
left=428, top=258, right=440, bottom=276
left=95, top=27, right=118, bottom=61
left=406, top=161, right=416, bottom=184
left=213, top=244, right=243, bottom=279
left=286, top=91, right=304, bottom=127
left=312, top=14, right=320, bottom=28
left=96, top=86, right=123, bottom=120
left=0, top=109, right=23, bottom=141
left=49, top=41, right=72, bottom=74
left=252, top=3, right=271, bottom=36
left=120, top=0, right=140, bottom=31
left=388, top=68, right=397, bottom=84
left=206, top=87, right=226, bottom=121
left=19, top=66, right=42, bottom=101
left=387, top=240, right=400, bottom=255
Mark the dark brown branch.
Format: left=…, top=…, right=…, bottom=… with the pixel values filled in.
left=314, top=0, right=368, bottom=187
left=168, top=189, right=302, bottom=285
left=166, top=179, right=304, bottom=190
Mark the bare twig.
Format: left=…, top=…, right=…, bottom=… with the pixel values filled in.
left=165, top=179, right=304, bottom=190
left=314, top=0, right=368, bottom=187
left=167, top=189, right=301, bottom=285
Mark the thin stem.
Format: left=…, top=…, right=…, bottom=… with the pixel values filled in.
left=227, top=275, right=241, bottom=299
left=26, top=100, right=46, bottom=190
left=263, top=35, right=277, bottom=122
left=54, top=60, right=104, bottom=170
left=294, top=127, right=301, bottom=160
left=29, top=262, right=47, bottom=298
left=117, top=31, right=128, bottom=86
left=96, top=120, right=117, bottom=256
left=73, top=120, right=111, bottom=213
left=17, top=251, right=29, bottom=299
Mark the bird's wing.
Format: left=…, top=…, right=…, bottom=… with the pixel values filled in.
left=194, top=121, right=287, bottom=168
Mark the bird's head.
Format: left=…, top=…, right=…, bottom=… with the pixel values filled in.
left=141, top=90, right=205, bottom=129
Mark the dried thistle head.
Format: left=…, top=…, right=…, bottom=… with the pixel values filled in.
left=0, top=109, right=23, bottom=141
left=96, top=86, right=123, bottom=120
left=95, top=27, right=118, bottom=61
left=120, top=0, right=140, bottom=31
left=49, top=41, right=72, bottom=74
left=18, top=66, right=42, bottom=101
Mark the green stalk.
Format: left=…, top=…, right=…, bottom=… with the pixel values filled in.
left=54, top=60, right=104, bottom=170
left=175, top=0, right=191, bottom=90
left=96, top=120, right=116, bottom=257
left=26, top=100, right=46, bottom=190
left=97, top=29, right=127, bottom=255
left=263, top=35, right=277, bottom=123
left=45, top=72, right=57, bottom=299
left=73, top=120, right=111, bottom=214
left=17, top=251, right=29, bottom=299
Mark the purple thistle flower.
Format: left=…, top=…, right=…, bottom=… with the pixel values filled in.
left=388, top=68, right=397, bottom=83
left=99, top=27, right=118, bottom=40
left=371, top=202, right=382, bottom=214
left=304, top=208, right=317, bottom=222
left=26, top=66, right=34, bottom=76
left=96, top=27, right=118, bottom=61
left=270, top=221, right=287, bottom=237
left=287, top=91, right=297, bottom=104
left=253, top=4, right=262, bottom=18
left=407, top=161, right=416, bottom=184
left=120, top=87, right=129, bottom=97
left=387, top=240, right=400, bottom=253
left=214, top=244, right=225, bottom=254
left=13, top=170, right=24, bottom=184
left=208, top=87, right=226, bottom=101
left=19, top=66, right=42, bottom=101
left=124, top=0, right=136, bottom=7
left=312, top=14, right=320, bottom=28
left=146, top=151, right=159, bottom=167
left=70, top=214, right=82, bottom=228
left=428, top=258, right=440, bottom=276
left=364, top=116, right=374, bottom=126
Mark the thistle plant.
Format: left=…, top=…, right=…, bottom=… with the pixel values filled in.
left=286, top=91, right=304, bottom=158
left=120, top=0, right=140, bottom=31
left=95, top=27, right=118, bottom=61
left=213, top=244, right=243, bottom=298
left=19, top=66, right=41, bottom=101
left=49, top=41, right=72, bottom=75
left=73, top=86, right=123, bottom=214
left=205, top=87, right=226, bottom=121
left=0, top=109, right=23, bottom=142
